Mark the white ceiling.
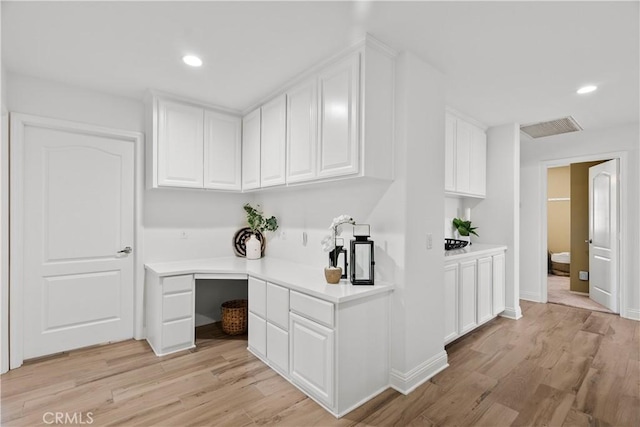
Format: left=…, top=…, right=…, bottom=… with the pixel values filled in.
left=3, top=1, right=638, bottom=131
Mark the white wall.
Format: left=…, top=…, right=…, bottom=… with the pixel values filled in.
left=520, top=123, right=640, bottom=319
left=1, top=65, right=9, bottom=373
left=472, top=123, right=522, bottom=319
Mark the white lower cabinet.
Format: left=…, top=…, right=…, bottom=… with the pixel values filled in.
left=444, top=249, right=506, bottom=345
left=145, top=274, right=195, bottom=355
left=248, top=312, right=267, bottom=359
left=290, top=312, right=334, bottom=407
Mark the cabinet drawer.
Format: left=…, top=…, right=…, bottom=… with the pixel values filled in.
left=290, top=291, right=334, bottom=328
left=266, top=282, right=289, bottom=331
left=162, top=292, right=193, bottom=322
left=162, top=275, right=193, bottom=294
left=248, top=277, right=267, bottom=317
left=162, top=317, right=193, bottom=350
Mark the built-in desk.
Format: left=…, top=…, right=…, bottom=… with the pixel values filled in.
left=144, top=257, right=394, bottom=418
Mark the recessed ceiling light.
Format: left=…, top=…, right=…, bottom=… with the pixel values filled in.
left=577, top=85, right=597, bottom=94
left=182, top=55, right=203, bottom=67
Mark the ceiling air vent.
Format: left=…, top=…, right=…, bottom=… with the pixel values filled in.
left=520, top=116, right=582, bottom=139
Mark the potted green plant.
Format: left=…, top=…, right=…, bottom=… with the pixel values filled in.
left=243, top=203, right=278, bottom=259
left=452, top=218, right=478, bottom=244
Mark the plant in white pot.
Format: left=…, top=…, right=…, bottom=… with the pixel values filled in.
left=452, top=218, right=478, bottom=244
left=321, top=215, right=355, bottom=284
left=243, top=203, right=278, bottom=259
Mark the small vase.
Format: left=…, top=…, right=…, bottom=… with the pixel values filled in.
left=246, top=234, right=262, bottom=260
left=324, top=267, right=342, bottom=284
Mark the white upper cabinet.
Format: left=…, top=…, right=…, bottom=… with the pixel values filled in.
left=444, top=110, right=487, bottom=198
left=317, top=53, right=360, bottom=179
left=286, top=79, right=318, bottom=183
left=147, top=94, right=243, bottom=191
left=242, top=108, right=261, bottom=190
left=260, top=95, right=287, bottom=187
left=156, top=99, right=204, bottom=188
left=204, top=111, right=241, bottom=190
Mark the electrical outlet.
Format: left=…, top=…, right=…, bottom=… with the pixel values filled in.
left=180, top=231, right=188, bottom=239
left=280, top=230, right=286, bottom=240
left=579, top=271, right=589, bottom=281
left=302, top=232, right=308, bottom=246
left=426, top=233, right=433, bottom=249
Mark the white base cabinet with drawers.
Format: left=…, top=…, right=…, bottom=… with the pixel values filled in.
left=444, top=249, right=506, bottom=345
left=145, top=274, right=195, bottom=356
left=248, top=279, right=391, bottom=418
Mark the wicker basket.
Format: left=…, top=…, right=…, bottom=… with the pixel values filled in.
left=221, top=299, right=248, bottom=335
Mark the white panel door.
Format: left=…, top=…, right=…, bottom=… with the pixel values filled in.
left=492, top=252, right=506, bottom=315
left=290, top=312, right=334, bottom=408
left=589, top=159, right=619, bottom=312
left=477, top=256, right=493, bottom=324
left=444, top=113, right=456, bottom=192
left=157, top=99, right=204, bottom=188
left=22, top=124, right=134, bottom=359
left=266, top=322, right=289, bottom=375
left=318, top=53, right=360, bottom=179
left=444, top=263, right=459, bottom=343
left=469, top=126, right=487, bottom=197
left=286, top=79, right=318, bottom=183
left=458, top=260, right=477, bottom=335
left=242, top=108, right=261, bottom=190
left=260, top=95, right=287, bottom=187
left=203, top=111, right=241, bottom=190
left=248, top=312, right=266, bottom=359
left=454, top=120, right=472, bottom=194
left=266, top=282, right=289, bottom=331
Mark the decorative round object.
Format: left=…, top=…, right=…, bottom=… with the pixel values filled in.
left=324, top=267, right=342, bottom=284
left=233, top=227, right=265, bottom=257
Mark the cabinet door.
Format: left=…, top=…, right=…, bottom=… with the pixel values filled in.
left=444, top=113, right=456, bottom=192
left=444, top=263, right=459, bottom=343
left=157, top=99, right=204, bottom=188
left=469, top=126, right=487, bottom=196
left=267, top=323, right=289, bottom=376
left=492, top=252, right=506, bottom=315
left=242, top=108, right=261, bottom=190
left=477, top=256, right=493, bottom=324
left=458, top=259, right=477, bottom=334
left=260, top=95, right=287, bottom=187
left=266, top=282, right=289, bottom=331
left=454, top=119, right=472, bottom=194
left=203, top=111, right=241, bottom=190
left=290, top=312, right=334, bottom=408
left=248, top=312, right=266, bottom=359
left=317, top=53, right=360, bottom=179
left=286, top=79, right=318, bottom=183
left=248, top=277, right=266, bottom=318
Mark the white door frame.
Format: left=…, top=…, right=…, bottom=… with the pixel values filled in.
left=9, top=113, right=145, bottom=369
left=539, top=151, right=627, bottom=316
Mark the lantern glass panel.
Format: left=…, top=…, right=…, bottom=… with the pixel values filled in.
left=354, top=244, right=371, bottom=281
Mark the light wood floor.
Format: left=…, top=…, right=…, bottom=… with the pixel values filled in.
left=547, top=274, right=612, bottom=313
left=2, top=300, right=638, bottom=426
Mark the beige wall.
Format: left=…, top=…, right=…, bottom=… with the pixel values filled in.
left=570, top=160, right=606, bottom=293
left=547, top=166, right=570, bottom=253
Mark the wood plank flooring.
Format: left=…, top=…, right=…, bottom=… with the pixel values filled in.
left=1, top=300, right=638, bottom=426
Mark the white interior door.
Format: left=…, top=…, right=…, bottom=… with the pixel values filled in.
left=22, top=123, right=135, bottom=360
left=589, top=159, right=619, bottom=312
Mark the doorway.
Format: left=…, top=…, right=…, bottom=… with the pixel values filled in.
left=9, top=114, right=144, bottom=369
left=542, top=155, right=623, bottom=315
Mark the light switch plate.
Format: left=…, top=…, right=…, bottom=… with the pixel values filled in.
left=579, top=271, right=589, bottom=281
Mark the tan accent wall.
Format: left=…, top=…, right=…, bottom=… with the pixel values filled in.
left=547, top=166, right=570, bottom=254
left=569, top=160, right=606, bottom=293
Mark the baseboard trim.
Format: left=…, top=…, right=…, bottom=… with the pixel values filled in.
left=519, top=291, right=541, bottom=302
left=500, top=305, right=523, bottom=320
left=389, top=350, right=448, bottom=395
left=623, top=308, right=640, bottom=321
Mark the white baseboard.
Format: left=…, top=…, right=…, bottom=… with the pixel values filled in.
left=519, top=291, right=541, bottom=302
left=389, top=350, right=448, bottom=395
left=623, top=308, right=640, bottom=321
left=500, top=305, right=523, bottom=320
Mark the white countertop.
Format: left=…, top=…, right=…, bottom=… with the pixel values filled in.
left=444, top=243, right=507, bottom=261
left=145, top=257, right=394, bottom=304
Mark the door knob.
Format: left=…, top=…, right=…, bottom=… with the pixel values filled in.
left=585, top=239, right=592, bottom=244
left=117, top=246, right=132, bottom=254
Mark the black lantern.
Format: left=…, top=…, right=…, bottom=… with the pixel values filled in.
left=350, top=224, right=375, bottom=285
left=328, top=238, right=348, bottom=279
